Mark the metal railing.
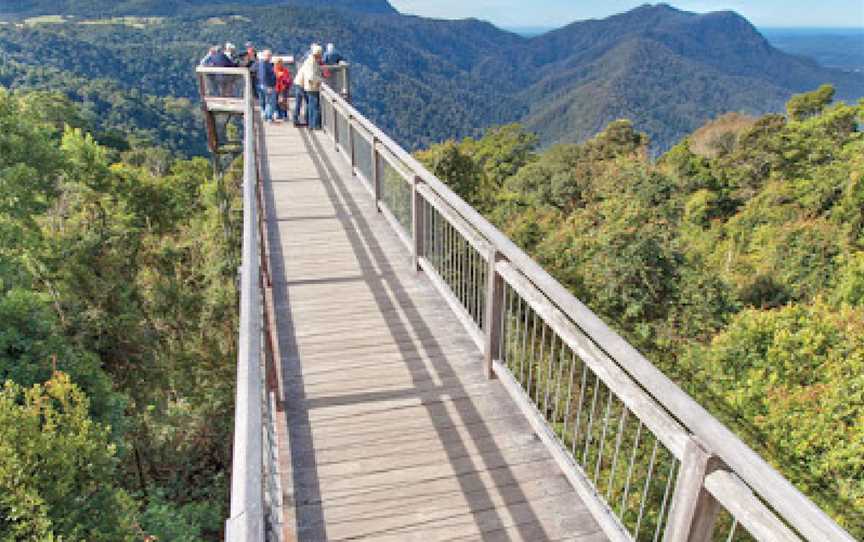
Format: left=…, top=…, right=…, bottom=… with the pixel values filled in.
left=318, top=82, right=856, bottom=542
left=196, top=66, right=282, bottom=542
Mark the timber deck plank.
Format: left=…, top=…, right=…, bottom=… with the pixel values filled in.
left=262, top=120, right=606, bottom=541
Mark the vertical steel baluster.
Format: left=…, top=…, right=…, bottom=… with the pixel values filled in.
left=498, top=279, right=507, bottom=362
left=473, top=250, right=480, bottom=324
left=445, top=221, right=451, bottom=288
left=543, top=334, right=558, bottom=416
left=456, top=234, right=462, bottom=305
left=652, top=458, right=678, bottom=542
left=593, top=388, right=615, bottom=485
left=508, top=288, right=519, bottom=372
left=561, top=351, right=577, bottom=440
left=571, top=362, right=589, bottom=456
left=527, top=313, right=541, bottom=400
left=581, top=375, right=601, bottom=466
left=620, top=421, right=644, bottom=518
left=634, top=438, right=660, bottom=540
left=460, top=237, right=467, bottom=308
left=726, top=519, right=738, bottom=542
left=435, top=209, right=441, bottom=269
left=453, top=236, right=465, bottom=308
left=606, top=407, right=630, bottom=502
left=519, top=298, right=530, bottom=386
left=551, top=343, right=568, bottom=427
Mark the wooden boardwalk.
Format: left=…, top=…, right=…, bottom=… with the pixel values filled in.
left=261, top=121, right=607, bottom=542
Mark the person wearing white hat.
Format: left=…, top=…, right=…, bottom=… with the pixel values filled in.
left=224, top=42, right=237, bottom=63
left=298, top=43, right=324, bottom=129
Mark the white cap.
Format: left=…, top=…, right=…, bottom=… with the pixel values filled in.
left=311, top=43, right=323, bottom=56
left=225, top=42, right=236, bottom=51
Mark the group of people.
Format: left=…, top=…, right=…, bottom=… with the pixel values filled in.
left=200, top=41, right=346, bottom=130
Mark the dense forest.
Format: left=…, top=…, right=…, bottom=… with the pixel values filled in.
left=0, top=86, right=240, bottom=540
left=1, top=3, right=861, bottom=153
left=417, top=86, right=864, bottom=537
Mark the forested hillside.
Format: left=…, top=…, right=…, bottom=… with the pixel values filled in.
left=0, top=87, right=240, bottom=539
left=0, top=55, right=206, bottom=156
left=0, top=3, right=860, bottom=152
left=0, top=0, right=396, bottom=18
left=417, top=87, right=864, bottom=536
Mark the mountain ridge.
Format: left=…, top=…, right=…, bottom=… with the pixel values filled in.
left=0, top=0, right=397, bottom=17
left=0, top=3, right=860, bottom=152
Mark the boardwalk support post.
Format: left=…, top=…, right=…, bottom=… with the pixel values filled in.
left=483, top=250, right=504, bottom=379
left=664, top=439, right=721, bottom=542
left=412, top=176, right=424, bottom=271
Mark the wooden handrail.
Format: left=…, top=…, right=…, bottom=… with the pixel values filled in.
left=319, top=82, right=855, bottom=542
left=198, top=67, right=266, bottom=542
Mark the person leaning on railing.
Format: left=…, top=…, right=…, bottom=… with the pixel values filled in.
left=297, top=43, right=325, bottom=130
left=258, top=49, right=278, bottom=123
left=292, top=53, right=308, bottom=126
left=213, top=43, right=240, bottom=97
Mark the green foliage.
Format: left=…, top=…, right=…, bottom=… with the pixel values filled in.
left=416, top=124, right=538, bottom=213
left=0, top=90, right=237, bottom=539
left=418, top=92, right=864, bottom=535
left=681, top=302, right=864, bottom=530
left=834, top=252, right=864, bottom=306
left=140, top=489, right=223, bottom=542
left=0, top=374, right=138, bottom=541
left=787, top=83, right=836, bottom=121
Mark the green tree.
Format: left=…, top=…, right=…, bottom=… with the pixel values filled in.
left=786, top=83, right=836, bottom=121
left=0, top=373, right=139, bottom=541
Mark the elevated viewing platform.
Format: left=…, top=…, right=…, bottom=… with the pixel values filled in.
left=197, top=67, right=857, bottom=542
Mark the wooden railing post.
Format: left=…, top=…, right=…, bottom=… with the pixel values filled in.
left=663, top=439, right=722, bottom=542
left=332, top=99, right=339, bottom=149
left=483, top=249, right=504, bottom=379
left=342, top=66, right=351, bottom=102
left=348, top=114, right=355, bottom=172
left=412, top=176, right=424, bottom=271
left=372, top=137, right=382, bottom=211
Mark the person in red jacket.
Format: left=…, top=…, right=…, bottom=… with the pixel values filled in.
left=274, top=59, right=293, bottom=121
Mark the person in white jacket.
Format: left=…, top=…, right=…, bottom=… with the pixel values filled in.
left=299, top=43, right=324, bottom=129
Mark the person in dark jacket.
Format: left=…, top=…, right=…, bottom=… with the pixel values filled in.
left=258, top=50, right=278, bottom=122
left=200, top=46, right=219, bottom=66
left=207, top=47, right=238, bottom=96
left=211, top=49, right=237, bottom=68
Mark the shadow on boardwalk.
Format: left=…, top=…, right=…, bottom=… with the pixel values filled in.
left=261, top=121, right=602, bottom=542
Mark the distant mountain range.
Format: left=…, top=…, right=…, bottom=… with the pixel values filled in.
left=0, top=1, right=861, bottom=151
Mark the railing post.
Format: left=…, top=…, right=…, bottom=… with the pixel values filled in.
left=412, top=176, right=424, bottom=271
left=372, top=137, right=382, bottom=211
left=663, top=439, right=722, bottom=542
left=343, top=65, right=351, bottom=102
left=483, top=249, right=504, bottom=379
left=332, top=99, right=339, bottom=149
left=348, top=114, right=355, bottom=173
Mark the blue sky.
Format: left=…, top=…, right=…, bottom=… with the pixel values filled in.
left=388, top=1, right=864, bottom=29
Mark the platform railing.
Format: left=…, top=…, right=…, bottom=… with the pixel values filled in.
left=318, top=82, right=855, bottom=542
left=197, top=66, right=282, bottom=542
